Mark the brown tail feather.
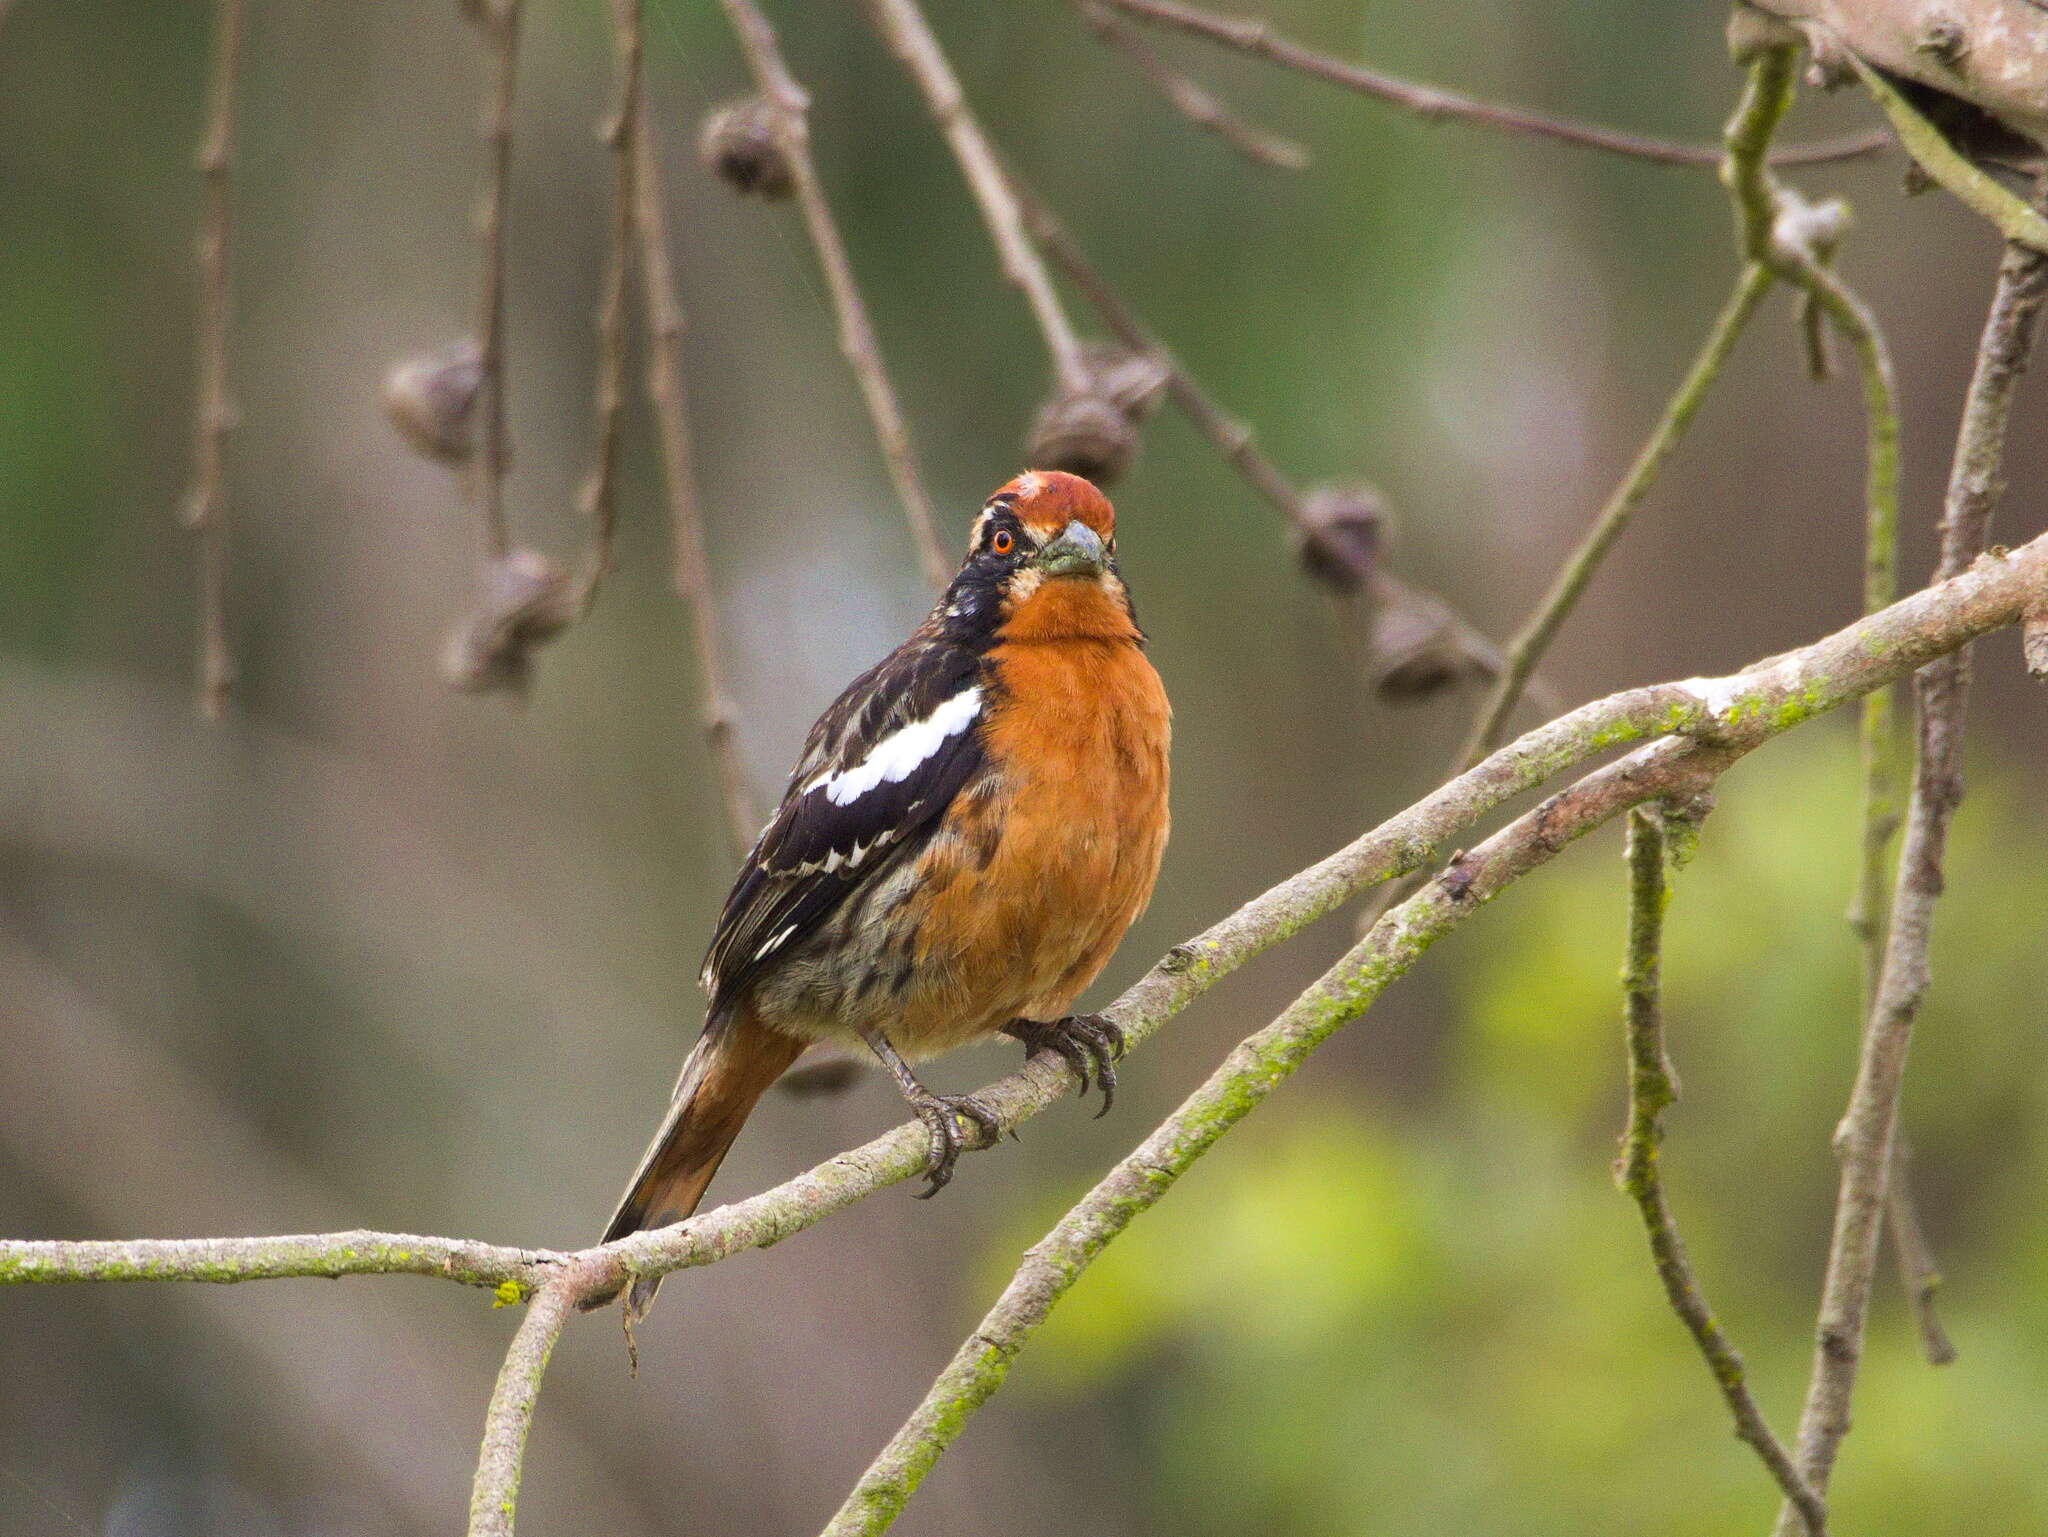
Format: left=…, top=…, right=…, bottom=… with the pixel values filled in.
left=589, top=1010, right=804, bottom=1319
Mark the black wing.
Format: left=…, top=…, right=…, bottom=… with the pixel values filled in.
left=701, top=636, right=989, bottom=1005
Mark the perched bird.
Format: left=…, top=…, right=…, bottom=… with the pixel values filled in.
left=596, top=470, right=1171, bottom=1317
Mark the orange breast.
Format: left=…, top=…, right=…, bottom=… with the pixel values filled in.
left=895, top=631, right=1170, bottom=1058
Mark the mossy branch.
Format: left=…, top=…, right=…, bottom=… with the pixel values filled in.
left=816, top=530, right=2048, bottom=1534
left=1617, top=807, right=1827, bottom=1536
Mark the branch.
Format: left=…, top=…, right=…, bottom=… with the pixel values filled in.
left=631, top=109, right=758, bottom=858
left=1017, top=189, right=1500, bottom=694
left=1617, top=807, right=1828, bottom=1536
left=716, top=0, right=953, bottom=589
left=1098, top=0, right=1890, bottom=169
left=824, top=508, right=2048, bottom=1528
left=184, top=0, right=244, bottom=719
left=468, top=1275, right=577, bottom=1537
left=815, top=529, right=2048, bottom=1530
left=1845, top=55, right=2048, bottom=253
left=1077, top=0, right=1308, bottom=171
left=468, top=0, right=520, bottom=562
left=1771, top=181, right=2048, bottom=1536
left=859, top=0, right=1092, bottom=392
left=571, top=0, right=644, bottom=610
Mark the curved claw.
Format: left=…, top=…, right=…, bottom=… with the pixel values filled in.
left=910, top=1093, right=1001, bottom=1198
left=1004, top=1013, right=1128, bottom=1115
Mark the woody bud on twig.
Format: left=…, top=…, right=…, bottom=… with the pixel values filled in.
left=382, top=340, right=485, bottom=465
left=1293, top=482, right=1389, bottom=593
left=1026, top=343, right=1170, bottom=482
left=441, top=547, right=580, bottom=694
left=1366, top=572, right=1504, bottom=705
left=699, top=95, right=794, bottom=199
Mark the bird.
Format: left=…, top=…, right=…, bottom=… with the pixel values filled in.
left=594, top=469, right=1171, bottom=1318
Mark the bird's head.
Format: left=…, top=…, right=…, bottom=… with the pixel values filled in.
left=941, top=470, right=1138, bottom=644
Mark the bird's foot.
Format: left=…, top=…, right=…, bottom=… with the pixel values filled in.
left=906, top=1089, right=1003, bottom=1198
left=1003, top=1013, right=1125, bottom=1117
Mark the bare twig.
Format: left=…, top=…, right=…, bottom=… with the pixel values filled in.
left=1885, top=1137, right=1957, bottom=1367
left=1078, top=1, right=1307, bottom=171
left=467, top=1277, right=577, bottom=1537
left=470, top=0, right=520, bottom=562
left=859, top=0, right=1092, bottom=392
left=1771, top=182, right=2048, bottom=1536
left=1617, top=808, right=1827, bottom=1536
left=716, top=0, right=952, bottom=589
left=184, top=0, right=245, bottom=718
left=1019, top=191, right=1497, bottom=673
left=573, top=0, right=644, bottom=609
left=632, top=111, right=757, bottom=857
left=1846, top=55, right=2048, bottom=253
left=1098, top=0, right=1890, bottom=169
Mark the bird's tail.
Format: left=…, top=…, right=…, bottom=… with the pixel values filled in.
left=587, top=1008, right=805, bottom=1320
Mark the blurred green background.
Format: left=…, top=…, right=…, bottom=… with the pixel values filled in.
left=3, top=3, right=2045, bottom=1535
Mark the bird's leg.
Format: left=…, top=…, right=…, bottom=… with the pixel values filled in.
left=1002, top=1013, right=1125, bottom=1117
left=861, top=1029, right=1002, bottom=1197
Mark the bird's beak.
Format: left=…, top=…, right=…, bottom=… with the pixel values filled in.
left=1034, top=519, right=1108, bottom=579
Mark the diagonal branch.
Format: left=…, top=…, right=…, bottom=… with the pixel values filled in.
left=1618, top=806, right=1827, bottom=1536
left=858, top=0, right=1092, bottom=392
left=716, top=0, right=952, bottom=589
left=184, top=0, right=245, bottom=719
left=571, top=0, right=645, bottom=610
left=1099, top=0, right=1891, bottom=169
left=1077, top=0, right=1307, bottom=171
left=631, top=108, right=757, bottom=858
left=1016, top=189, right=1498, bottom=688
left=469, top=0, right=521, bottom=563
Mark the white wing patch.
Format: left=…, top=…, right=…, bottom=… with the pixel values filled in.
left=805, top=687, right=984, bottom=808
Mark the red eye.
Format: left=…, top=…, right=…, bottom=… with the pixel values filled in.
left=991, top=529, right=1014, bottom=555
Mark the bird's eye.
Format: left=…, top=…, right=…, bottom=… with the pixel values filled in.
left=991, top=529, right=1015, bottom=555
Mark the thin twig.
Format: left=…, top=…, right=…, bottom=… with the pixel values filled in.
left=9, top=532, right=2043, bottom=1303
left=1453, top=261, right=1775, bottom=768
left=716, top=0, right=952, bottom=589
left=859, top=0, right=1092, bottom=392
left=1078, top=0, right=1307, bottom=171
left=1885, top=1137, right=1957, bottom=1367
left=1019, top=190, right=1497, bottom=666
left=184, top=0, right=245, bottom=718
left=1771, top=179, right=2048, bottom=1537
left=573, top=0, right=644, bottom=609
left=1726, top=50, right=1947, bottom=1397
left=1617, top=808, right=1827, bottom=1536
left=1100, top=0, right=1890, bottom=170
left=471, top=0, right=521, bottom=561
left=466, top=1278, right=575, bottom=1537
left=631, top=110, right=757, bottom=857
